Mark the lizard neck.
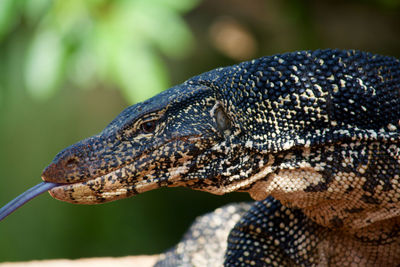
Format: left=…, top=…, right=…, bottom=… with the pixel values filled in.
left=245, top=140, right=400, bottom=231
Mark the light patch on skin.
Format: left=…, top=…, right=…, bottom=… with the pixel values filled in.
left=387, top=144, right=400, bottom=161
left=267, top=168, right=324, bottom=194
left=245, top=140, right=253, bottom=148
left=357, top=78, right=368, bottom=91
left=387, top=123, right=397, bottom=131
left=282, top=140, right=295, bottom=150
left=168, top=165, right=190, bottom=180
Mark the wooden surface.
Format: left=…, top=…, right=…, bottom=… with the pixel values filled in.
left=0, top=256, right=158, bottom=267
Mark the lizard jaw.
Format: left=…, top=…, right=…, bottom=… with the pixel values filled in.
left=48, top=176, right=161, bottom=204
left=46, top=159, right=194, bottom=204
left=46, top=168, right=162, bottom=204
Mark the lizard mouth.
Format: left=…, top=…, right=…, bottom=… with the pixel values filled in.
left=46, top=167, right=163, bottom=204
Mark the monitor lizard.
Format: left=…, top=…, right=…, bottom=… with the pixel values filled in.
left=1, top=49, right=399, bottom=266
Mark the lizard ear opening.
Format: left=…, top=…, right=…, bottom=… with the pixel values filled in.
left=215, top=107, right=231, bottom=133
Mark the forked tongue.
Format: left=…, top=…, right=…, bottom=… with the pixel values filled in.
left=0, top=182, right=60, bottom=221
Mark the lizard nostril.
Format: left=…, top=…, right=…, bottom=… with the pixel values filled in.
left=65, top=157, right=80, bottom=168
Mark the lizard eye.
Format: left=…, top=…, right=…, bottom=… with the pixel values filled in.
left=140, top=120, right=158, bottom=133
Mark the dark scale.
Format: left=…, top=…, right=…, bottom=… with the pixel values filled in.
left=225, top=197, right=328, bottom=266
left=1, top=49, right=400, bottom=266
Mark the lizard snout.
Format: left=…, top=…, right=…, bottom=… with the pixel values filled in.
left=41, top=141, right=93, bottom=184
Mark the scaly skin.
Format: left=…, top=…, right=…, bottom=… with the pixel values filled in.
left=42, top=49, right=400, bottom=266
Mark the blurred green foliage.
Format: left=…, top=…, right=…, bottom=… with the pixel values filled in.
left=0, top=0, right=399, bottom=263
left=0, top=0, right=198, bottom=103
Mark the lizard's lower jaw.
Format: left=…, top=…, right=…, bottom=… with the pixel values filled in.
left=47, top=171, right=161, bottom=204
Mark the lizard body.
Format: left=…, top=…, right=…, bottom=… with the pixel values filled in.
left=34, top=49, right=400, bottom=265
left=155, top=202, right=251, bottom=266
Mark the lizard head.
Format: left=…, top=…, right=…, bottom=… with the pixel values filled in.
left=41, top=72, right=248, bottom=204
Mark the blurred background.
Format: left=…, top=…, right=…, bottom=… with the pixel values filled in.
left=0, top=0, right=399, bottom=262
